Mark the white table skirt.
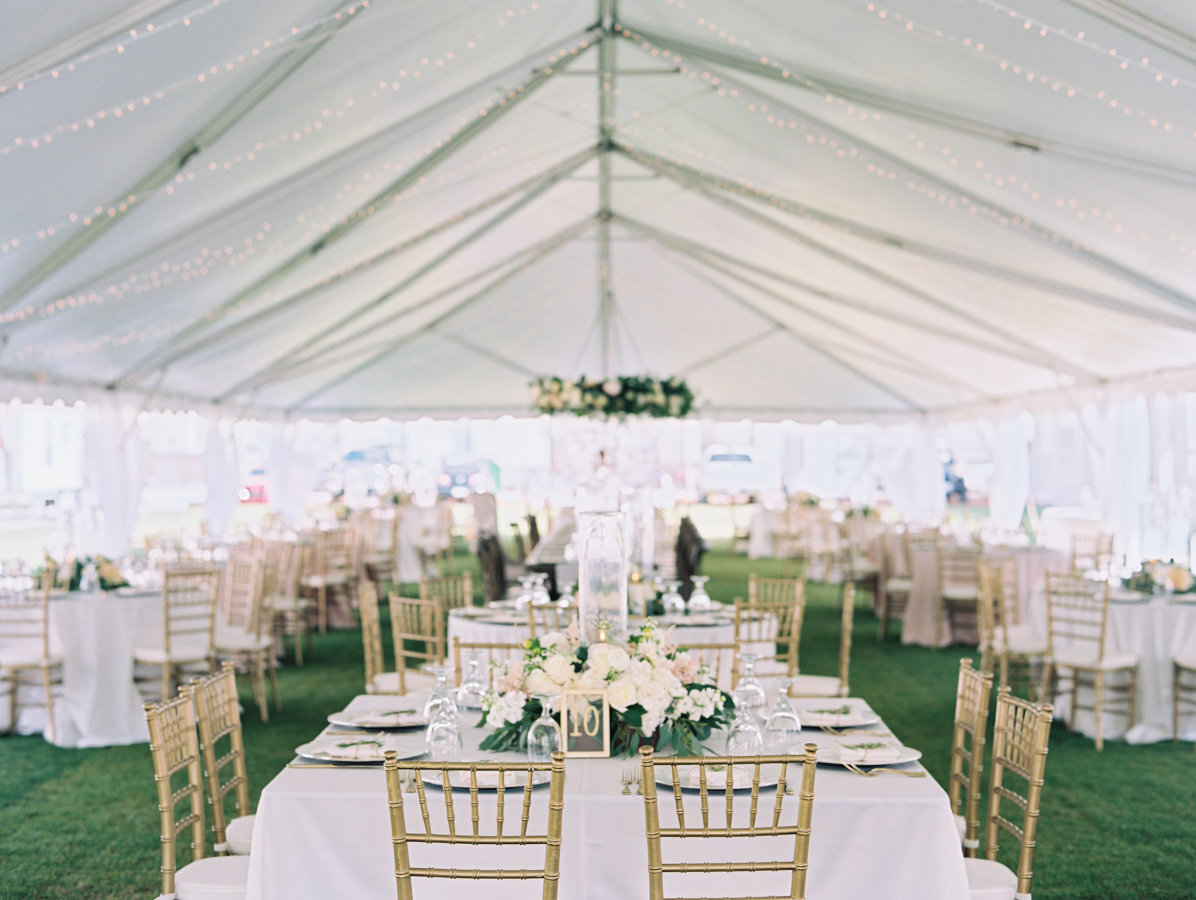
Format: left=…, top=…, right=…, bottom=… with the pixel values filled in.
left=1024, top=592, right=1196, bottom=744
left=1, top=589, right=160, bottom=747
left=246, top=694, right=969, bottom=900
left=902, top=545, right=1066, bottom=648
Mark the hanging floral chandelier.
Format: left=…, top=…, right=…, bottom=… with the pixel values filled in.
left=529, top=375, right=695, bottom=419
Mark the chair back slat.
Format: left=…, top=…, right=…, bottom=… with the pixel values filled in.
left=359, top=581, right=387, bottom=689
left=1045, top=573, right=1110, bottom=660
left=451, top=638, right=525, bottom=688
left=735, top=581, right=806, bottom=678
left=640, top=745, right=819, bottom=900
left=0, top=580, right=51, bottom=656
left=949, top=658, right=993, bottom=856
left=163, top=568, right=220, bottom=655
left=384, top=751, right=567, bottom=898
left=185, top=662, right=250, bottom=854
left=420, top=573, right=474, bottom=611
left=388, top=594, right=446, bottom=694
left=145, top=694, right=207, bottom=897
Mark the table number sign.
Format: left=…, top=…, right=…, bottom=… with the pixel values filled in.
left=560, top=688, right=611, bottom=757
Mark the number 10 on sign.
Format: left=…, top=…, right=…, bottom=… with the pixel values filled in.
left=560, top=688, right=610, bottom=757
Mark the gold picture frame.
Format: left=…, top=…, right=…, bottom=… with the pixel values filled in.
left=560, top=687, right=611, bottom=758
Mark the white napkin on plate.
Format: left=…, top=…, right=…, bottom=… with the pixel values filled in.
left=799, top=704, right=869, bottom=727
left=350, top=709, right=422, bottom=728
left=686, top=765, right=751, bottom=790
left=316, top=739, right=386, bottom=760
left=836, top=741, right=902, bottom=764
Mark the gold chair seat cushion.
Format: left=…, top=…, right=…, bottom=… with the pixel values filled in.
left=133, top=641, right=211, bottom=665
left=0, top=644, right=61, bottom=668
left=1051, top=649, right=1138, bottom=671
left=225, top=814, right=254, bottom=855
left=788, top=674, right=843, bottom=697
left=993, top=627, right=1049, bottom=655
left=214, top=628, right=273, bottom=653
left=173, top=853, right=250, bottom=899
left=963, top=856, right=1020, bottom=899
left=883, top=576, right=913, bottom=594
left=942, top=584, right=980, bottom=602
left=1173, top=651, right=1196, bottom=671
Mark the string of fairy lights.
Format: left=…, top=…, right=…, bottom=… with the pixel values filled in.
left=4, top=30, right=594, bottom=363
left=0, top=0, right=550, bottom=255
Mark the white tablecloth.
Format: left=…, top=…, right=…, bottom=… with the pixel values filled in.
left=1, top=588, right=160, bottom=747
left=1023, top=592, right=1196, bottom=744
left=902, top=545, right=1066, bottom=648
left=246, top=693, right=969, bottom=899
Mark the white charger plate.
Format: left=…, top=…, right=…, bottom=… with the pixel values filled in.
left=818, top=744, right=922, bottom=767
left=789, top=701, right=880, bottom=729
left=326, top=709, right=426, bottom=729
left=294, top=738, right=423, bottom=764
left=420, top=769, right=553, bottom=790
left=654, top=764, right=782, bottom=792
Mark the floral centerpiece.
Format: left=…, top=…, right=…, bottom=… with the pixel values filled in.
left=1124, top=560, right=1195, bottom=594
left=479, top=621, right=733, bottom=757
left=530, top=375, right=694, bottom=419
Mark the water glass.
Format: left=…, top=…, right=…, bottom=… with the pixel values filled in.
left=425, top=704, right=462, bottom=761
left=726, top=688, right=764, bottom=756
left=733, top=653, right=767, bottom=717
left=661, top=580, right=686, bottom=615
left=422, top=665, right=458, bottom=722
left=527, top=694, right=561, bottom=763
left=763, top=678, right=802, bottom=752
left=455, top=651, right=486, bottom=710
left=688, top=575, right=712, bottom=611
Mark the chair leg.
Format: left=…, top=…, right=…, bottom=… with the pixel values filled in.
left=318, top=583, right=328, bottom=634
left=1174, top=664, right=1181, bottom=741
left=268, top=652, right=281, bottom=712
left=251, top=652, right=268, bottom=722
left=1038, top=661, right=1053, bottom=709
left=1067, top=667, right=1078, bottom=732
left=41, top=666, right=56, bottom=745
left=161, top=665, right=172, bottom=704
left=3, top=670, right=14, bottom=734
left=1093, top=669, right=1105, bottom=752
left=1126, top=667, right=1137, bottom=734
left=877, top=591, right=889, bottom=642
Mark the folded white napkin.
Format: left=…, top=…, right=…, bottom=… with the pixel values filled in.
left=836, top=741, right=902, bottom=764
left=315, top=739, right=386, bottom=760
left=800, top=705, right=870, bottom=727
left=687, top=765, right=751, bottom=790
left=349, top=710, right=422, bottom=728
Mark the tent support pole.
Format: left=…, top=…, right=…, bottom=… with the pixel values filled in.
left=619, top=146, right=1196, bottom=333
left=0, top=0, right=362, bottom=319
left=620, top=23, right=1196, bottom=188
left=142, top=145, right=597, bottom=375
left=282, top=219, right=595, bottom=411
left=615, top=212, right=1095, bottom=381
left=112, top=29, right=599, bottom=389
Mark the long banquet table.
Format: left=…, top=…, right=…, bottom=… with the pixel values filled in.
left=246, top=693, right=970, bottom=899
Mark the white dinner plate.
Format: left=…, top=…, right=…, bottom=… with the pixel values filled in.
left=478, top=614, right=527, bottom=626
left=420, top=769, right=552, bottom=790
left=654, top=764, right=782, bottom=792
left=789, top=701, right=880, bottom=729
left=452, top=607, right=491, bottom=619
left=294, top=738, right=423, bottom=764
left=326, top=709, right=427, bottom=730
left=818, top=743, right=922, bottom=767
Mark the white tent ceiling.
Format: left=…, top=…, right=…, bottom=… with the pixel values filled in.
left=1, top=0, right=1195, bottom=420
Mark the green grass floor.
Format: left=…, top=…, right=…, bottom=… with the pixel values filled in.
left=2, top=545, right=1195, bottom=898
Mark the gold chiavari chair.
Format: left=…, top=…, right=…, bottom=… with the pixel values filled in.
left=1172, top=649, right=1196, bottom=742
left=451, top=638, right=525, bottom=688
left=1043, top=573, right=1137, bottom=751
left=0, top=577, right=62, bottom=742
left=300, top=526, right=357, bottom=633
left=388, top=594, right=446, bottom=695
left=936, top=543, right=983, bottom=646
left=144, top=694, right=249, bottom=898
left=790, top=582, right=856, bottom=698
left=670, top=640, right=739, bottom=690
left=977, top=561, right=1050, bottom=702
left=527, top=603, right=578, bottom=637
left=271, top=539, right=313, bottom=665
left=964, top=688, right=1053, bottom=898
left=359, top=580, right=399, bottom=694
left=878, top=529, right=915, bottom=642
left=640, top=744, right=819, bottom=900
left=748, top=574, right=806, bottom=606
left=185, top=662, right=255, bottom=857
left=213, top=558, right=278, bottom=721
left=383, top=750, right=567, bottom=900
left=1068, top=532, right=1114, bottom=579
left=948, top=659, right=993, bottom=858
left=134, top=567, right=220, bottom=703
left=732, top=589, right=806, bottom=681
left=419, top=572, right=474, bottom=611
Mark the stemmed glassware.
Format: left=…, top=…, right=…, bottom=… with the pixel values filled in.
left=661, top=580, right=686, bottom=615
left=688, top=575, right=712, bottom=611
left=422, top=665, right=458, bottom=722
left=726, top=687, right=764, bottom=756
left=733, top=653, right=767, bottom=718
left=455, top=651, right=486, bottom=710
left=531, top=573, right=552, bottom=607
left=425, top=701, right=463, bottom=761
left=514, top=575, right=535, bottom=611
left=527, top=694, right=561, bottom=763
left=763, top=678, right=802, bottom=752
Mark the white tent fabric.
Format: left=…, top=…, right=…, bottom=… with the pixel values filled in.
left=202, top=416, right=239, bottom=538
left=0, top=0, right=1194, bottom=420
left=83, top=399, right=144, bottom=558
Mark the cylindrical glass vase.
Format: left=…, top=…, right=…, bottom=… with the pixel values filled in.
left=576, top=510, right=628, bottom=644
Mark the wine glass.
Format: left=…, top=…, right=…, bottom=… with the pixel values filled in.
left=557, top=580, right=576, bottom=610
left=688, top=575, right=712, bottom=611
left=527, top=694, right=561, bottom=763
left=763, top=678, right=802, bottom=752
left=733, top=653, right=767, bottom=718
left=662, top=580, right=686, bottom=615
left=422, top=665, right=458, bottom=721
left=455, top=651, right=486, bottom=710
left=425, top=702, right=462, bottom=761
left=531, top=573, right=552, bottom=606
left=726, top=688, right=764, bottom=756
left=514, top=575, right=535, bottom=611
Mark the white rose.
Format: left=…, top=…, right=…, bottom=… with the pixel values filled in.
left=543, top=655, right=575, bottom=686
left=608, top=677, right=637, bottom=712
left=539, top=632, right=568, bottom=653
left=577, top=666, right=609, bottom=690
left=652, top=666, right=684, bottom=697
left=586, top=643, right=611, bottom=673
left=628, top=659, right=654, bottom=689
left=524, top=668, right=554, bottom=696
left=606, top=645, right=630, bottom=670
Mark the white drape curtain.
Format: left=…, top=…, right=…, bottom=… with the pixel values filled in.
left=203, top=417, right=240, bottom=539
left=987, top=412, right=1034, bottom=532
left=84, top=400, right=144, bottom=559
left=871, top=423, right=945, bottom=524
left=267, top=420, right=336, bottom=524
